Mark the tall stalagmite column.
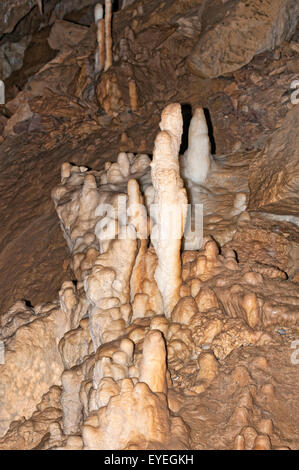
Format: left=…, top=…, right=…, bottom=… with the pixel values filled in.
left=151, top=103, right=188, bottom=318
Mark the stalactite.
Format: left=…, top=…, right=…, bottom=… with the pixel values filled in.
left=104, top=0, right=113, bottom=72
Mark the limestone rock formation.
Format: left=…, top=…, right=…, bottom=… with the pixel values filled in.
left=248, top=106, right=299, bottom=216
left=188, top=0, right=299, bottom=78
left=151, top=103, right=188, bottom=318
left=0, top=0, right=299, bottom=452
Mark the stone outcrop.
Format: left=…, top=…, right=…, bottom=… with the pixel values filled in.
left=248, top=106, right=299, bottom=216
left=188, top=0, right=299, bottom=78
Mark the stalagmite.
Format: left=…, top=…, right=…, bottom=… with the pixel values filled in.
left=139, top=330, right=167, bottom=395
left=127, top=178, right=148, bottom=240
left=242, top=293, right=259, bottom=329
left=151, top=103, right=188, bottom=317
left=181, top=107, right=211, bottom=186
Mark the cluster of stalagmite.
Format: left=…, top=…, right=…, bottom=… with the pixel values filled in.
left=52, top=103, right=192, bottom=449
left=0, top=103, right=298, bottom=450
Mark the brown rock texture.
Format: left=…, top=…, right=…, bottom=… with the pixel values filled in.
left=188, top=0, right=299, bottom=78
left=248, top=106, right=299, bottom=216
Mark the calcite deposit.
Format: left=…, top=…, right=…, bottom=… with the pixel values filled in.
left=0, top=0, right=298, bottom=451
